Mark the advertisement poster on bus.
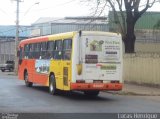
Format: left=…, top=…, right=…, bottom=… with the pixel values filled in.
left=35, top=60, right=50, bottom=74
left=83, top=36, right=121, bottom=80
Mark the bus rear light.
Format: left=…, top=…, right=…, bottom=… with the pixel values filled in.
left=88, top=84, right=91, bottom=88
left=76, top=80, right=85, bottom=83
left=111, top=80, right=120, bottom=83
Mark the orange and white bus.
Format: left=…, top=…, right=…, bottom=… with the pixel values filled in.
left=18, top=31, right=123, bottom=96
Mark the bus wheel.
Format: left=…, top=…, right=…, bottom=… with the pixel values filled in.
left=84, top=91, right=99, bottom=97
left=24, top=71, right=33, bottom=87
left=49, top=74, right=57, bottom=95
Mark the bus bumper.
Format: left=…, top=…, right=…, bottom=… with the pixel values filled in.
left=70, top=83, right=122, bottom=91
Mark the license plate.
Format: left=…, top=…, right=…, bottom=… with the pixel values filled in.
left=93, top=84, right=103, bottom=88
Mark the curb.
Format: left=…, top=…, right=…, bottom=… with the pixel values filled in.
left=107, top=91, right=160, bottom=96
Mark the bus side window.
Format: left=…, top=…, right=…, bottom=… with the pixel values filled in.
left=34, top=43, right=41, bottom=59
left=29, top=44, right=34, bottom=59
left=62, top=39, right=72, bottom=60
left=47, top=41, right=54, bottom=59
left=54, top=40, right=62, bottom=60
left=24, top=44, right=29, bottom=59
left=40, top=42, right=47, bottom=59
left=32, top=43, right=36, bottom=59
left=37, top=43, right=41, bottom=59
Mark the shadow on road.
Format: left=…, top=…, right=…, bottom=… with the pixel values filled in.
left=30, top=85, right=115, bottom=102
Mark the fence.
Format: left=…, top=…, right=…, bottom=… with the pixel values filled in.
left=135, top=29, right=160, bottom=43
left=123, top=53, right=160, bottom=86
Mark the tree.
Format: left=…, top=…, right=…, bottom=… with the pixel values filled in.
left=84, top=0, right=159, bottom=53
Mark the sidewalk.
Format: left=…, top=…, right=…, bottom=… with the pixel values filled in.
left=111, top=83, right=160, bottom=96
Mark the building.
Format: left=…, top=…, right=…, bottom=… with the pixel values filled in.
left=0, top=25, right=30, bottom=63
left=31, top=16, right=108, bottom=37
left=0, top=17, right=108, bottom=63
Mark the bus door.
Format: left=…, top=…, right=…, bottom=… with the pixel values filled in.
left=62, top=39, right=72, bottom=90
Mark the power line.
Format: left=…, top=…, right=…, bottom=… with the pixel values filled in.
left=35, top=0, right=77, bottom=12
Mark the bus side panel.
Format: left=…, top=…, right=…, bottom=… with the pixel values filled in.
left=63, top=60, right=72, bottom=90
left=71, top=34, right=80, bottom=83
left=33, top=73, right=48, bottom=85
left=18, top=59, right=35, bottom=82
left=50, top=60, right=63, bottom=90
left=26, top=59, right=35, bottom=83
left=18, top=59, right=26, bottom=80
left=33, top=59, right=49, bottom=85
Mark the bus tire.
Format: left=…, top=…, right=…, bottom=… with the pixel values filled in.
left=49, top=74, right=57, bottom=95
left=84, top=91, right=99, bottom=97
left=24, top=71, right=33, bottom=87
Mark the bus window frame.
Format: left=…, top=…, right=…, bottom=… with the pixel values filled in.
left=28, top=44, right=34, bottom=59
left=62, top=39, right=72, bottom=60
left=54, top=40, right=62, bottom=60
left=40, top=42, right=47, bottom=59
left=46, top=41, right=54, bottom=59
left=24, top=44, right=30, bottom=59
left=33, top=43, right=41, bottom=59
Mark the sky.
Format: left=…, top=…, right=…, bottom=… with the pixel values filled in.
left=0, top=0, right=159, bottom=25
left=0, top=0, right=94, bottom=25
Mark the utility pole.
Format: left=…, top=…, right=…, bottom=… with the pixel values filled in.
left=13, top=0, right=23, bottom=74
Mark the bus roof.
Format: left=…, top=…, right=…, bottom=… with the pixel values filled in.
left=79, top=31, right=121, bottom=37
left=19, top=31, right=121, bottom=47
left=19, top=31, right=76, bottom=47
left=48, top=32, right=76, bottom=41
left=19, top=35, right=48, bottom=47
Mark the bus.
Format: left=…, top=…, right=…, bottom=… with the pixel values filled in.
left=18, top=31, right=123, bottom=96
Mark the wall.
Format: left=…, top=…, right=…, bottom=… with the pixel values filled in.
left=135, top=42, right=160, bottom=53
left=0, top=40, right=15, bottom=64
left=124, top=38, right=160, bottom=86
left=123, top=53, right=160, bottom=86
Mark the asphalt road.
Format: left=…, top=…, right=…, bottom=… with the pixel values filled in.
left=0, top=71, right=160, bottom=113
